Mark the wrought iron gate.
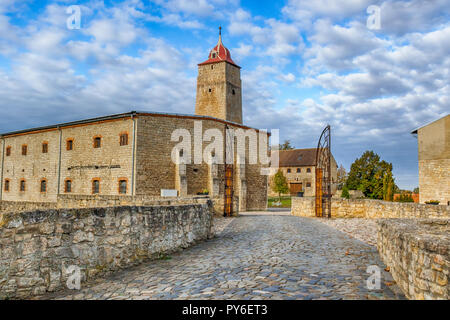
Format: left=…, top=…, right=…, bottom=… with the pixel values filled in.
left=315, top=125, right=331, bottom=218
left=224, top=125, right=234, bottom=217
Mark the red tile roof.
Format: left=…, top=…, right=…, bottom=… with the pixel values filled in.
left=198, top=32, right=240, bottom=68
left=271, top=148, right=318, bottom=167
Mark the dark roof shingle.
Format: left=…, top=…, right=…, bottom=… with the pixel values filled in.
left=271, top=148, right=317, bottom=167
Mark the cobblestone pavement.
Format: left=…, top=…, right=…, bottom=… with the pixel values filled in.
left=316, top=218, right=378, bottom=246
left=37, top=213, right=405, bottom=300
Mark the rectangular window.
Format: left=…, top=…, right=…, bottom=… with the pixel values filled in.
left=4, top=179, right=10, bottom=192
left=94, top=137, right=101, bottom=148
left=6, top=146, right=11, bottom=156
left=92, top=179, right=100, bottom=194
left=65, top=180, right=72, bottom=193
left=306, top=182, right=311, bottom=187
left=119, top=180, right=127, bottom=194
left=22, top=145, right=27, bottom=156
left=287, top=168, right=291, bottom=173
left=307, top=168, right=311, bottom=173
left=42, top=142, right=48, bottom=153
left=297, top=168, right=301, bottom=173
left=40, top=180, right=47, bottom=193
left=66, top=139, right=73, bottom=151
left=119, top=133, right=128, bottom=146
left=20, top=180, right=26, bottom=192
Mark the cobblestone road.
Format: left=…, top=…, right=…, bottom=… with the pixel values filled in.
left=38, top=213, right=405, bottom=300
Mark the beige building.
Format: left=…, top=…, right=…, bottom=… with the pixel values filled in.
left=411, top=114, right=450, bottom=205
left=268, top=148, right=338, bottom=197
left=0, top=32, right=268, bottom=213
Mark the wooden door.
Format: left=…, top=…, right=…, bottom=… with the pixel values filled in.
left=289, top=183, right=303, bottom=195
left=224, top=165, right=233, bottom=217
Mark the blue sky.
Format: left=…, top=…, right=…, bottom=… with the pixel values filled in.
left=0, top=0, right=449, bottom=190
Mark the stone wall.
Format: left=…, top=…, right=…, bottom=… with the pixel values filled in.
left=291, top=197, right=450, bottom=219
left=418, top=159, right=450, bottom=205
left=377, top=219, right=449, bottom=299
left=0, top=202, right=213, bottom=299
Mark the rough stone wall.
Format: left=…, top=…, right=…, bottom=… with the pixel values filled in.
left=377, top=219, right=449, bottom=299
left=1, top=130, right=60, bottom=202
left=1, top=118, right=135, bottom=202
left=0, top=202, right=214, bottom=299
left=419, top=159, right=449, bottom=205
left=195, top=62, right=242, bottom=124
left=135, top=115, right=268, bottom=211
left=291, top=197, right=450, bottom=219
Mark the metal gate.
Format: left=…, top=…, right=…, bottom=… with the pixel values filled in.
left=315, top=125, right=331, bottom=218
left=224, top=125, right=234, bottom=217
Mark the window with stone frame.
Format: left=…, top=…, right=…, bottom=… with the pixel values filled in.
left=297, top=168, right=301, bottom=173
left=20, top=179, right=26, bottom=192
left=119, top=179, right=127, bottom=194
left=287, top=168, right=291, bottom=173
left=42, top=142, right=48, bottom=153
left=4, top=179, right=10, bottom=192
left=119, top=133, right=128, bottom=146
left=92, top=179, right=100, bottom=194
left=65, top=179, right=72, bottom=193
left=306, top=182, right=311, bottom=187
left=93, top=137, right=102, bottom=148
left=307, top=168, right=311, bottom=173
left=6, top=146, right=11, bottom=156
left=22, top=145, right=27, bottom=156
left=66, top=139, right=74, bottom=151
left=40, top=179, right=47, bottom=193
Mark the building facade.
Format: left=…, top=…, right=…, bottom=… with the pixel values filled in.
left=268, top=148, right=338, bottom=197
left=411, top=114, right=450, bottom=205
left=0, top=33, right=268, bottom=212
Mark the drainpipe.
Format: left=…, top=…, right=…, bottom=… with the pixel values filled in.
left=57, top=126, right=62, bottom=197
left=131, top=113, right=137, bottom=196
left=0, top=137, right=4, bottom=200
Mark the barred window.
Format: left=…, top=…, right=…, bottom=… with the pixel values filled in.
left=20, top=179, right=26, bottom=192
left=42, top=142, right=48, bottom=153
left=119, top=133, right=128, bottom=146
left=65, top=180, right=72, bottom=193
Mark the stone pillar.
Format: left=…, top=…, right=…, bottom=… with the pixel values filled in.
left=175, top=153, right=187, bottom=197
left=237, top=155, right=247, bottom=211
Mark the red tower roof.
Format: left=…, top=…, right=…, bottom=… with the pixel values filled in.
left=198, top=28, right=240, bottom=68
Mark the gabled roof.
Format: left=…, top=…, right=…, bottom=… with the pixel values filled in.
left=411, top=114, right=449, bottom=134
left=271, top=148, right=318, bottom=167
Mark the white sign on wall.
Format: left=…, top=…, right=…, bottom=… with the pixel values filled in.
left=161, top=189, right=178, bottom=197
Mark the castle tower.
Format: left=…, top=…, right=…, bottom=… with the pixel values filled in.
left=195, top=28, right=242, bottom=124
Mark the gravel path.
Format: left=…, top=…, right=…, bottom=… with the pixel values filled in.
left=35, top=214, right=404, bottom=300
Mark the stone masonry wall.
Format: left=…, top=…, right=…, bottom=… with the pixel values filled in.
left=377, top=219, right=449, bottom=299
left=0, top=202, right=213, bottom=299
left=419, top=159, right=450, bottom=205
left=291, top=197, right=450, bottom=219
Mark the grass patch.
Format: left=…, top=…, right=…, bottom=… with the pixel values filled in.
left=268, top=196, right=292, bottom=208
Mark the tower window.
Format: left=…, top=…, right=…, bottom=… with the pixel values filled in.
left=211, top=65, right=214, bottom=70
left=119, top=133, right=128, bottom=146
left=212, top=53, right=216, bottom=58
left=40, top=179, right=47, bottom=193
left=93, top=136, right=102, bottom=148
left=66, top=139, right=74, bottom=151
left=4, top=179, right=10, bottom=192
left=42, top=142, right=48, bottom=153
left=22, top=145, right=27, bottom=156
left=119, top=179, right=127, bottom=194
left=6, top=146, right=11, bottom=156
left=92, top=179, right=100, bottom=194
left=208, top=88, right=212, bottom=93
left=20, top=179, right=26, bottom=192
left=65, top=179, right=72, bottom=193
left=232, top=89, right=236, bottom=95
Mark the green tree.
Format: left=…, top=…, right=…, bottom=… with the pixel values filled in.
left=344, top=150, right=397, bottom=199
left=413, top=187, right=419, bottom=194
left=341, top=185, right=350, bottom=199
left=271, top=169, right=289, bottom=201
left=382, top=171, right=394, bottom=201
left=279, top=140, right=294, bottom=150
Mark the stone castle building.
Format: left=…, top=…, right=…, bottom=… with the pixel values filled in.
left=411, top=114, right=449, bottom=205
left=0, top=32, right=268, bottom=213
left=268, top=148, right=337, bottom=197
